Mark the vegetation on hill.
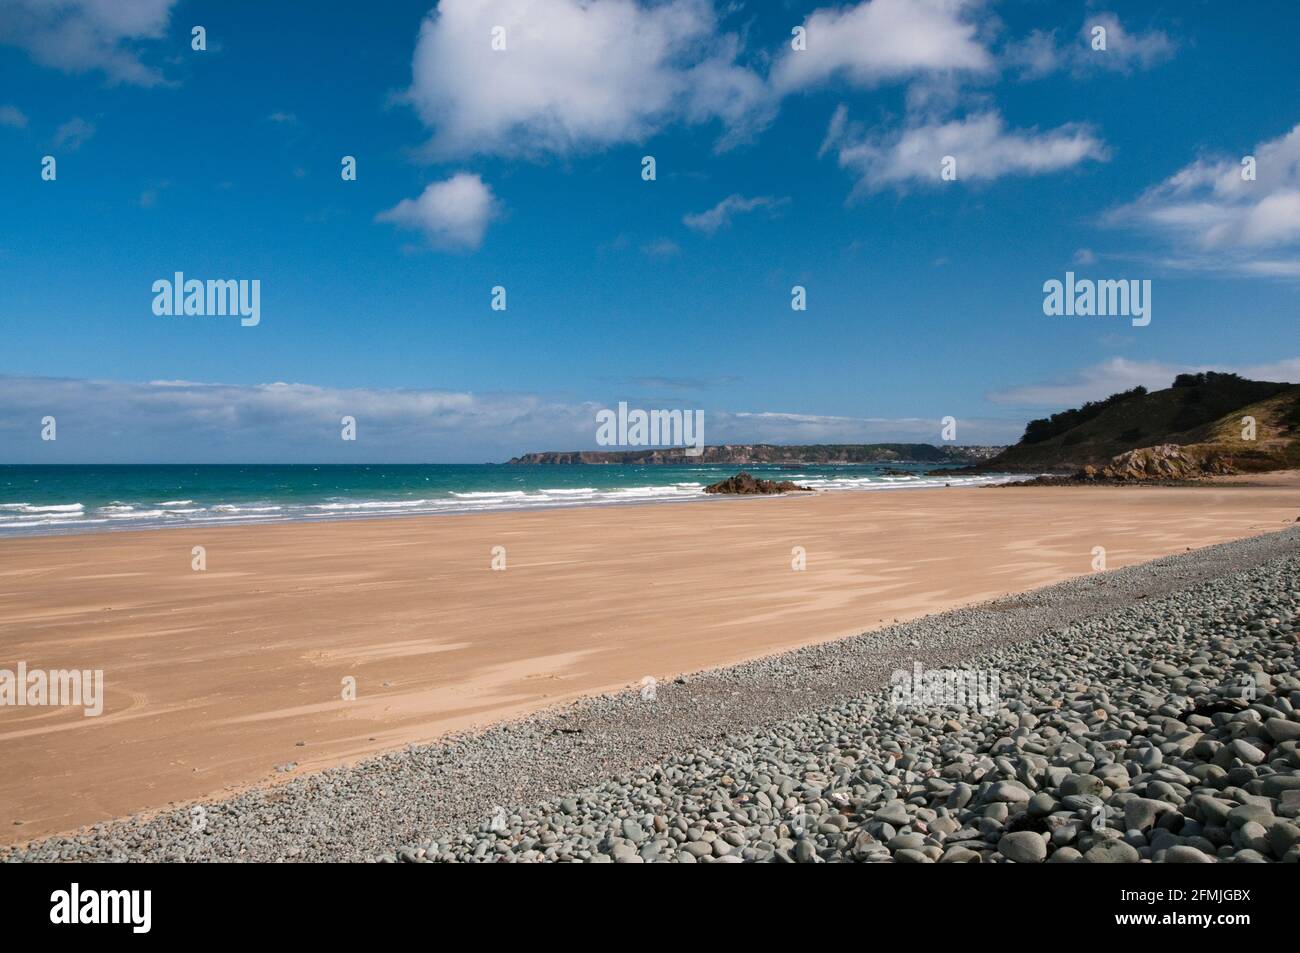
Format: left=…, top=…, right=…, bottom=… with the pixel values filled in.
left=1022, top=386, right=1149, bottom=444
left=986, top=373, right=1300, bottom=473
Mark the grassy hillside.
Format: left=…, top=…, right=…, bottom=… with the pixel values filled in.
left=1180, top=386, right=1300, bottom=471
left=989, top=373, right=1300, bottom=472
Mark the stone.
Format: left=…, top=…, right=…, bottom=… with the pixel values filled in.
left=1084, top=840, right=1141, bottom=864
left=1047, top=847, right=1083, bottom=863
left=894, top=848, right=933, bottom=863
left=1264, top=718, right=1300, bottom=743
left=1124, top=797, right=1172, bottom=831
left=1230, top=739, right=1266, bottom=765
left=998, top=831, right=1047, bottom=863
left=1163, top=845, right=1214, bottom=863
left=985, top=781, right=1032, bottom=804
left=1061, top=774, right=1105, bottom=797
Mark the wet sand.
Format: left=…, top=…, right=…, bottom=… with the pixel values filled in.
left=2, top=475, right=1298, bottom=842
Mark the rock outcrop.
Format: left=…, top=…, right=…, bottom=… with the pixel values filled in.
left=1078, top=444, right=1238, bottom=482
left=703, top=472, right=813, bottom=494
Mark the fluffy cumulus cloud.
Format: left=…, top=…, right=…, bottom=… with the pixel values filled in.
left=824, top=107, right=1107, bottom=194
left=784, top=2, right=1121, bottom=195
left=770, top=0, right=993, bottom=94
left=987, top=357, right=1300, bottom=409
left=0, top=0, right=176, bottom=86
left=405, top=0, right=770, bottom=159
left=376, top=173, right=501, bottom=250
left=682, top=194, right=788, bottom=233
left=397, top=0, right=1135, bottom=206
left=1007, top=12, right=1174, bottom=79
left=1106, top=123, right=1300, bottom=277
left=0, top=375, right=1025, bottom=463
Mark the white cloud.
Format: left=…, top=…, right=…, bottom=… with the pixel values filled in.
left=987, top=358, right=1177, bottom=407
left=404, top=0, right=770, bottom=159
left=1003, top=29, right=1058, bottom=80
left=0, top=0, right=176, bottom=86
left=771, top=0, right=992, bottom=94
left=397, top=0, right=1114, bottom=195
left=711, top=409, right=1023, bottom=446
left=0, top=104, right=27, bottom=128
left=1081, top=13, right=1174, bottom=73
left=1007, top=13, right=1174, bottom=79
left=1242, top=358, right=1300, bottom=382
left=1105, top=123, right=1300, bottom=276
left=682, top=194, right=788, bottom=233
left=988, top=357, right=1300, bottom=409
left=826, top=109, right=1106, bottom=194
left=0, top=374, right=1025, bottom=463
left=52, top=116, right=95, bottom=150
left=1235, top=259, right=1300, bottom=278
left=0, top=375, right=599, bottom=463
left=376, top=173, right=501, bottom=251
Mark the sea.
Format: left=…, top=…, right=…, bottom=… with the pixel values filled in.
left=0, top=463, right=1028, bottom=537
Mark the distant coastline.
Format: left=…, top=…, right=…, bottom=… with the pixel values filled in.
left=506, top=443, right=1006, bottom=466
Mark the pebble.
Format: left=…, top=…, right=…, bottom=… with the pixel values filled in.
left=6, top=528, right=1299, bottom=864
left=998, top=831, right=1047, bottom=864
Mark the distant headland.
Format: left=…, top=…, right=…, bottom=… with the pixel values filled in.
left=506, top=444, right=1006, bottom=465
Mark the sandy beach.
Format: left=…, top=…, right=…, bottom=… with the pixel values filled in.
left=3, top=476, right=1298, bottom=843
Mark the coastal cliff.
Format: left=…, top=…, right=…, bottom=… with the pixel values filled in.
left=507, top=443, right=1005, bottom=466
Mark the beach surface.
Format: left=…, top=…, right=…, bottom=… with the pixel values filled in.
left=3, top=475, right=1298, bottom=843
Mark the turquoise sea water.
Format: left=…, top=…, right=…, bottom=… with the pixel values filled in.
left=0, top=463, right=1025, bottom=536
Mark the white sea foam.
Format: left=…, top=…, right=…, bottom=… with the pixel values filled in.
left=0, top=472, right=1035, bottom=537
left=311, top=499, right=432, bottom=511
left=0, top=519, right=106, bottom=529
left=450, top=491, right=529, bottom=499
left=0, top=503, right=85, bottom=513
left=106, top=509, right=166, bottom=519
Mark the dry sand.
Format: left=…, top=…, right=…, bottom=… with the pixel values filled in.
left=2, top=476, right=1298, bottom=842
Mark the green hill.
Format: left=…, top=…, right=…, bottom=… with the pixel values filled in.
left=987, top=372, right=1300, bottom=473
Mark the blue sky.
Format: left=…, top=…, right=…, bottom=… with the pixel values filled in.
left=1, top=0, right=1298, bottom=462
